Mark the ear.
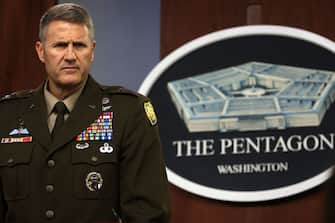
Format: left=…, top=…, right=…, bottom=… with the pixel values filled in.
left=90, top=40, right=96, bottom=62
left=35, top=41, right=45, bottom=63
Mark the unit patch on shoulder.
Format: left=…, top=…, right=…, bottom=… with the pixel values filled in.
left=144, top=101, right=157, bottom=126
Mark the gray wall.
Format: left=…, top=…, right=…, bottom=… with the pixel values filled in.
left=59, top=0, right=160, bottom=91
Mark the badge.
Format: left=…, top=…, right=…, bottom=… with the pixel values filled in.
left=144, top=101, right=157, bottom=126
left=75, top=142, right=89, bottom=150
left=99, top=142, right=114, bottom=153
left=9, top=119, right=30, bottom=136
left=1, top=136, right=33, bottom=144
left=76, top=112, right=113, bottom=141
left=102, top=97, right=110, bottom=105
left=87, top=104, right=96, bottom=109
left=102, top=97, right=112, bottom=111
left=85, top=172, right=103, bottom=192
left=9, top=128, right=29, bottom=135
left=102, top=105, right=112, bottom=112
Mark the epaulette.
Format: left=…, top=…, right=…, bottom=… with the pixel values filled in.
left=102, top=86, right=157, bottom=126
left=101, top=85, right=142, bottom=97
left=0, top=89, right=34, bottom=103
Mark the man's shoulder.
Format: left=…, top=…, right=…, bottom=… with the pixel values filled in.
left=0, top=89, right=35, bottom=104
left=101, top=85, right=149, bottom=101
left=101, top=85, right=157, bottom=125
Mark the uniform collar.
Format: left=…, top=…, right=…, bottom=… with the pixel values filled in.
left=21, top=75, right=103, bottom=153
left=44, top=79, right=86, bottom=116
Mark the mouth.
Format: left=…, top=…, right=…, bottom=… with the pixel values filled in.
left=61, top=66, right=80, bottom=72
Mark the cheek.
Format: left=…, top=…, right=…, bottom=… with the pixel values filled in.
left=81, top=53, right=94, bottom=64
left=45, top=54, right=63, bottom=66
left=82, top=50, right=94, bottom=60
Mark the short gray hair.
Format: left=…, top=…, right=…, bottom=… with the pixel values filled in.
left=39, top=3, right=94, bottom=41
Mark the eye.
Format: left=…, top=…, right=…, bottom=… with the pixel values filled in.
left=53, top=42, right=68, bottom=48
left=73, top=42, right=87, bottom=48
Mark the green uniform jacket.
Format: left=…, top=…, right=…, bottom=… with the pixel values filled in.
left=0, top=76, right=170, bottom=223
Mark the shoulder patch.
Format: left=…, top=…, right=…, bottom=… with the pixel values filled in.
left=144, top=101, right=158, bottom=126
left=0, top=89, right=34, bottom=102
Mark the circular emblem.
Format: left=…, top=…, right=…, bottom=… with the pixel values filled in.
left=85, top=172, right=103, bottom=192
left=139, top=25, right=335, bottom=202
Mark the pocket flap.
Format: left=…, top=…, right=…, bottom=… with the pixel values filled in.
left=0, top=143, right=33, bottom=167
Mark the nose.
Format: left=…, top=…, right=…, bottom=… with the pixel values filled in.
left=64, top=44, right=76, bottom=63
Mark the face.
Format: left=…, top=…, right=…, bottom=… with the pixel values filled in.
left=35, top=21, right=96, bottom=97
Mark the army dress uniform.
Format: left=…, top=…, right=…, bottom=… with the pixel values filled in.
left=0, top=76, right=170, bottom=223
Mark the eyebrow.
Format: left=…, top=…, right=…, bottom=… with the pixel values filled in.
left=52, top=41, right=88, bottom=46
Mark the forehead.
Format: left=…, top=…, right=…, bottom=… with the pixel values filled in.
left=45, top=21, right=90, bottom=42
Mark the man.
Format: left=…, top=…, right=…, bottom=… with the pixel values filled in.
left=0, top=3, right=170, bottom=223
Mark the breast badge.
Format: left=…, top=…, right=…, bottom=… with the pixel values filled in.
left=85, top=172, right=103, bottom=192
left=1, top=120, right=32, bottom=143
left=99, top=142, right=114, bottom=153
left=9, top=127, right=29, bottom=135
left=75, top=142, right=90, bottom=150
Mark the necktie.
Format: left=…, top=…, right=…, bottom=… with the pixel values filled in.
left=51, top=101, right=67, bottom=140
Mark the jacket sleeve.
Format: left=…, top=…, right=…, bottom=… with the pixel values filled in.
left=119, top=98, right=171, bottom=223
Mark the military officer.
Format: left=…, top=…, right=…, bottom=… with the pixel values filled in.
left=0, top=3, right=170, bottom=223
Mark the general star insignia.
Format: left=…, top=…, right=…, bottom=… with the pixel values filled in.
left=144, top=101, right=157, bottom=126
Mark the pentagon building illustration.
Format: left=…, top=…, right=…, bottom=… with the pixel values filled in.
left=167, top=62, right=335, bottom=132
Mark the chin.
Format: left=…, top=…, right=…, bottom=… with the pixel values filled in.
left=57, top=79, right=85, bottom=90
left=60, top=74, right=86, bottom=85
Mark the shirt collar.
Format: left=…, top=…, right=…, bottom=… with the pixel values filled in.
left=44, top=80, right=86, bottom=115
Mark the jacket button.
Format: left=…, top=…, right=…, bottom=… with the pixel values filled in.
left=7, top=158, right=14, bottom=164
left=91, top=156, right=98, bottom=162
left=47, top=160, right=55, bottom=168
left=45, top=210, right=55, bottom=219
left=46, top=185, right=54, bottom=192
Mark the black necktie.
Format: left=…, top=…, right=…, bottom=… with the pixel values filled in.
left=51, top=101, right=67, bottom=140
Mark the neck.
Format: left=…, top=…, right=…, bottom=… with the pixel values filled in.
left=47, top=80, right=87, bottom=100
left=50, top=87, right=80, bottom=100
